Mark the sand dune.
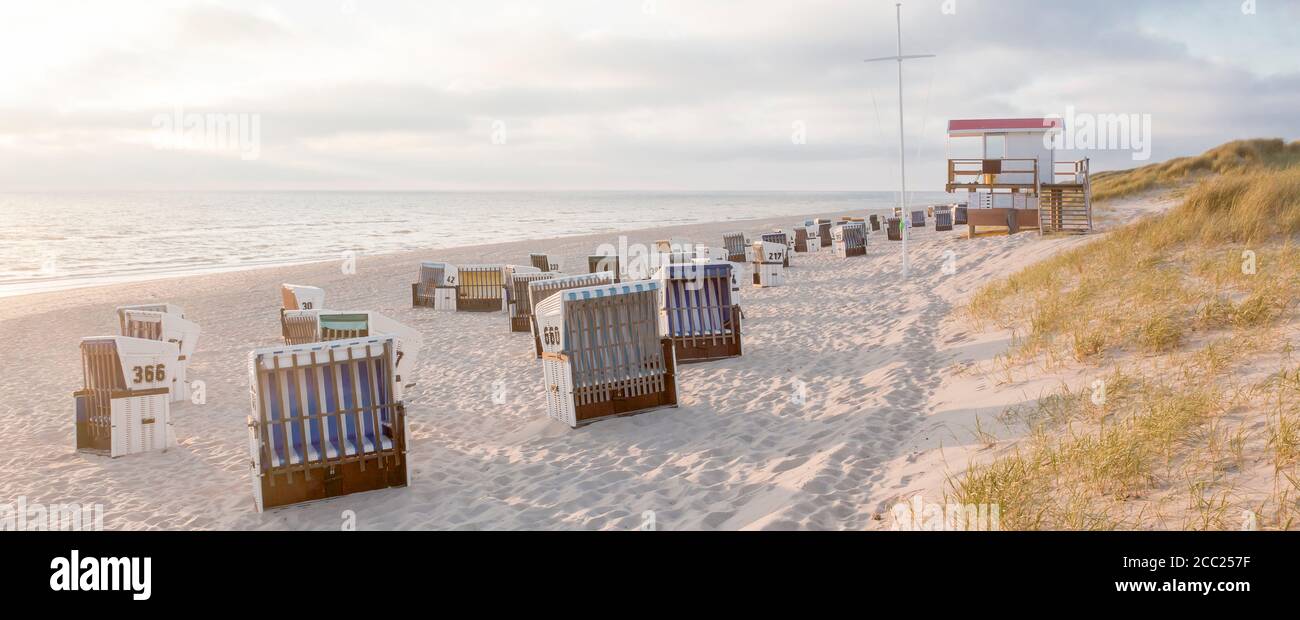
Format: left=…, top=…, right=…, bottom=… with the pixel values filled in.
left=0, top=199, right=1169, bottom=530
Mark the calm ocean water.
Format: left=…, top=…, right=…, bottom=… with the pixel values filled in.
left=0, top=191, right=949, bottom=297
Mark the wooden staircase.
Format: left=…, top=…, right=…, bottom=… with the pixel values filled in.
left=1039, top=159, right=1093, bottom=234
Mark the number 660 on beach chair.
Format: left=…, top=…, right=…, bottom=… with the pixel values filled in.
left=74, top=336, right=176, bottom=457
left=246, top=337, right=410, bottom=511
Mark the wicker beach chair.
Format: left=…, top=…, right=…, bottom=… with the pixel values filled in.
left=954, top=204, right=968, bottom=226
left=751, top=241, right=787, bottom=287
left=911, top=210, right=927, bottom=229
left=760, top=232, right=791, bottom=267
left=657, top=262, right=742, bottom=363
left=587, top=254, right=622, bottom=283
left=887, top=217, right=903, bottom=241
left=525, top=272, right=617, bottom=357
left=935, top=205, right=954, bottom=232
left=832, top=222, right=867, bottom=258
left=869, top=214, right=881, bottom=232
left=529, top=253, right=559, bottom=272
left=510, top=271, right=560, bottom=332
left=246, top=336, right=409, bottom=511
left=816, top=220, right=833, bottom=247
left=722, top=232, right=750, bottom=263
left=281, top=284, right=324, bottom=311
left=73, top=336, right=176, bottom=457
left=455, top=264, right=506, bottom=312
left=535, top=280, right=677, bottom=428
left=411, top=261, right=458, bottom=310
left=119, top=309, right=200, bottom=403
left=793, top=226, right=812, bottom=253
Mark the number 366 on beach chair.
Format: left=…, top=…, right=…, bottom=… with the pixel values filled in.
left=535, top=281, right=678, bottom=428
left=117, top=307, right=201, bottom=402
left=656, top=262, right=743, bottom=363
left=74, top=336, right=177, bottom=457
left=246, top=337, right=410, bottom=511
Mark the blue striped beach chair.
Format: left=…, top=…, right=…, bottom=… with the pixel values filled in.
left=535, top=280, right=677, bottom=427
left=246, top=337, right=409, bottom=511
left=935, top=205, right=954, bottom=231
left=74, top=336, right=175, bottom=457
left=657, top=262, right=743, bottom=363
left=911, top=209, right=927, bottom=229
left=526, top=271, right=616, bottom=357
left=722, top=232, right=749, bottom=262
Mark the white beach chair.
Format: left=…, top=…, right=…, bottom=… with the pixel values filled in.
left=510, top=270, right=561, bottom=332
left=411, top=261, right=458, bottom=310
left=74, top=336, right=176, bottom=457
left=525, top=271, right=617, bottom=357
left=760, top=232, right=791, bottom=267
left=832, top=222, right=868, bottom=258
left=281, top=284, right=325, bottom=311
left=119, top=309, right=201, bottom=402
left=535, top=280, right=677, bottom=428
left=115, top=303, right=185, bottom=334
left=246, top=336, right=409, bottom=511
left=751, top=241, right=787, bottom=287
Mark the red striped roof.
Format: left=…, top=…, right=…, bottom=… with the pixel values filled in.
left=947, top=118, right=1062, bottom=134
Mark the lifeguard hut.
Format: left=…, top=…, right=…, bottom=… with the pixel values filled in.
left=945, top=118, right=1092, bottom=235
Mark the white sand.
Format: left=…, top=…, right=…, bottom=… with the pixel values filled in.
left=0, top=199, right=1170, bottom=530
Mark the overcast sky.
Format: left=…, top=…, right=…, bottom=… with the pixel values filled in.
left=1, top=0, right=1296, bottom=191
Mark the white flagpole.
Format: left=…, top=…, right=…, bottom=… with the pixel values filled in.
left=865, top=2, right=934, bottom=278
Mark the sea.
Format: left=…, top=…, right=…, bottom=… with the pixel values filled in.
left=0, top=190, right=950, bottom=297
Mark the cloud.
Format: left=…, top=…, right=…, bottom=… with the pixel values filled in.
left=0, top=0, right=1295, bottom=190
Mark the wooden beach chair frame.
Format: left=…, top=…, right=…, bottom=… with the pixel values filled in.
left=455, top=264, right=506, bottom=312
left=535, top=281, right=678, bottom=428
left=887, top=217, right=903, bottom=241
left=246, top=337, right=409, bottom=511
left=73, top=336, right=175, bottom=457
left=722, top=232, right=749, bottom=263
left=816, top=220, right=833, bottom=247
left=587, top=254, right=622, bottom=283
left=529, top=253, right=559, bottom=272
left=658, top=262, right=743, bottom=363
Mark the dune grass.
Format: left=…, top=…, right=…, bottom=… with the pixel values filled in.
left=955, top=138, right=1300, bottom=529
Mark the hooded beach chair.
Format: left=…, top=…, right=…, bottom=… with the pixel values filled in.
left=115, top=303, right=185, bottom=335
left=119, top=309, right=200, bottom=402
left=455, top=264, right=506, bottom=312
left=246, top=336, right=409, bottom=511
left=869, top=214, right=881, bottom=232
left=535, top=280, right=677, bottom=428
left=760, top=232, right=791, bottom=267
left=954, top=204, right=968, bottom=226
left=587, top=254, right=622, bottom=283
left=722, top=232, right=750, bottom=263
left=910, top=210, right=927, bottom=229
left=281, top=284, right=325, bottom=311
left=793, top=226, right=811, bottom=253
left=816, top=220, right=833, bottom=247
left=411, top=261, right=458, bottom=310
left=276, top=310, right=421, bottom=401
left=510, top=271, right=561, bottom=332
left=525, top=272, right=617, bottom=357
left=657, top=262, right=742, bottom=363
left=751, top=241, right=787, bottom=288
left=935, top=205, right=954, bottom=232
left=73, top=336, right=176, bottom=457
left=887, top=217, right=903, bottom=241
left=832, top=222, right=868, bottom=258
left=529, top=253, right=559, bottom=272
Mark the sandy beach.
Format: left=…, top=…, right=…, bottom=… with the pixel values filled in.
left=0, top=198, right=1169, bottom=530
